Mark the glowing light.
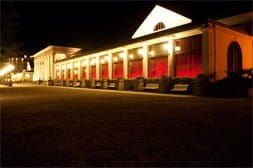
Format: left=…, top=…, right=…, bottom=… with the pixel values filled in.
left=67, top=64, right=72, bottom=69
left=104, top=56, right=109, bottom=61
left=149, top=51, right=155, bottom=56
left=119, top=53, right=124, bottom=58
left=82, top=61, right=87, bottom=66
left=74, top=63, right=79, bottom=68
left=138, top=49, right=144, bottom=55
left=101, top=59, right=105, bottom=64
left=74, top=70, right=78, bottom=74
left=91, top=58, right=96, bottom=65
left=163, top=43, right=169, bottom=50
left=113, top=57, right=118, bottom=62
left=129, top=54, right=134, bottom=59
left=0, top=64, right=15, bottom=76
left=56, top=66, right=59, bottom=70
left=175, top=46, right=181, bottom=51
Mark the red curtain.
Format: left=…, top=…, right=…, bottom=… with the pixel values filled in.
left=101, top=64, right=108, bottom=79
left=128, top=59, right=143, bottom=79
left=90, top=66, right=96, bottom=79
left=148, top=56, right=168, bottom=78
left=175, top=35, right=202, bottom=78
left=82, top=67, right=87, bottom=79
left=113, top=62, right=123, bottom=79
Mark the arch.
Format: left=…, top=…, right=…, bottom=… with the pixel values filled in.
left=227, top=41, right=242, bottom=74
left=153, top=22, right=165, bottom=31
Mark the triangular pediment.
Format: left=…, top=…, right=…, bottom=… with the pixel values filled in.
left=132, top=5, right=192, bottom=39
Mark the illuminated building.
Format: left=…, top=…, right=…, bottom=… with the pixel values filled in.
left=32, top=5, right=253, bottom=82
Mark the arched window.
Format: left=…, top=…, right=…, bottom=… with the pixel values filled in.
left=227, top=41, right=242, bottom=74
left=153, top=22, right=165, bottom=31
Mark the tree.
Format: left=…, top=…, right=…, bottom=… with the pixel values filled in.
left=0, top=2, right=23, bottom=63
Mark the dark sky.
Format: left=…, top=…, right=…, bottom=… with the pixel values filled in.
left=3, top=1, right=252, bottom=55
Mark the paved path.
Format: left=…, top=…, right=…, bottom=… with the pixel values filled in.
left=1, top=86, right=252, bottom=167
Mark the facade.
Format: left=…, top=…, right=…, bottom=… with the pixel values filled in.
left=32, top=5, right=253, bottom=82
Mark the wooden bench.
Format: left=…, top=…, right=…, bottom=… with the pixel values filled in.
left=95, top=82, right=102, bottom=88
left=108, top=82, right=116, bottom=89
left=170, top=84, right=189, bottom=92
left=144, top=83, right=159, bottom=91
left=73, top=82, right=80, bottom=87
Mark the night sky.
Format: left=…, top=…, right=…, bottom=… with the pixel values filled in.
left=3, top=1, right=252, bottom=55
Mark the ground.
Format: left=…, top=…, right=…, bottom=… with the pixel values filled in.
left=1, top=84, right=252, bottom=167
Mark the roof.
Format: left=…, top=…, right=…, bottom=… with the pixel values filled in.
left=32, top=45, right=81, bottom=58
left=55, top=21, right=204, bottom=63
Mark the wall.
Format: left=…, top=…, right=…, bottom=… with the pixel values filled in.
left=208, top=22, right=253, bottom=80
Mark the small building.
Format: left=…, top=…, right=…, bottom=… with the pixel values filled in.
left=11, top=70, right=34, bottom=82
left=32, top=5, right=253, bottom=82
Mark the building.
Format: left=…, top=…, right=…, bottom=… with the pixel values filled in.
left=32, top=5, right=253, bottom=82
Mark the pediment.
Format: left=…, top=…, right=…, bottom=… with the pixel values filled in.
left=132, top=5, right=192, bottom=39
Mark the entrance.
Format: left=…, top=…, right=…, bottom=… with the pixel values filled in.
left=227, top=41, right=242, bottom=74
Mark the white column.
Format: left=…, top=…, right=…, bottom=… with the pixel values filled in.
left=123, top=48, right=128, bottom=79
left=71, top=61, right=74, bottom=80
left=108, top=52, right=112, bottom=80
left=50, top=54, right=54, bottom=79
left=78, top=60, right=81, bottom=80
left=142, top=44, right=148, bottom=78
left=87, top=58, right=90, bottom=80
left=168, top=38, right=174, bottom=77
left=96, top=55, right=99, bottom=80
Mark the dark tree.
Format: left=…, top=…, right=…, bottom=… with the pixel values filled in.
left=0, top=2, right=23, bottom=63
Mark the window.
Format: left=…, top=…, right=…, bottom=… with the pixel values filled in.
left=148, top=42, right=169, bottom=78
left=90, top=58, right=96, bottom=79
left=128, top=48, right=143, bottom=78
left=100, top=55, right=109, bottom=79
left=175, top=35, right=202, bottom=78
left=112, top=52, right=124, bottom=79
left=154, top=22, right=165, bottom=31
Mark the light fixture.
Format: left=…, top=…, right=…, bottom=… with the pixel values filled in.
left=74, top=70, right=78, bottom=74
left=104, top=56, right=109, bottom=60
left=119, top=52, right=124, bottom=58
left=74, top=63, right=79, bottom=68
left=101, top=59, right=105, bottom=64
left=91, top=59, right=96, bottom=65
left=163, top=43, right=169, bottom=50
left=149, top=51, right=155, bottom=56
left=67, top=64, right=72, bottom=69
left=138, top=49, right=143, bottom=55
left=175, top=46, right=181, bottom=51
left=113, top=57, right=118, bottom=62
left=83, top=61, right=87, bottom=66
left=129, top=54, right=134, bottom=59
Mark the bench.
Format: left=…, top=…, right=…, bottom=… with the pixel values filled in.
left=144, top=83, right=159, bottom=91
left=54, top=81, right=61, bottom=86
left=108, top=82, right=116, bottom=89
left=95, top=82, right=102, bottom=88
left=73, top=82, right=80, bottom=87
left=170, top=84, right=189, bottom=92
